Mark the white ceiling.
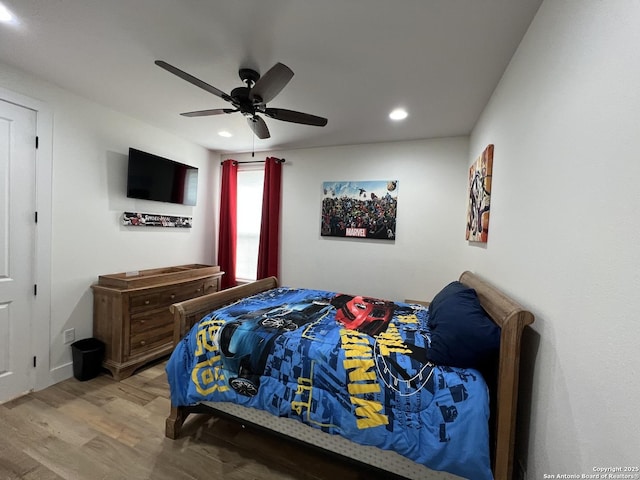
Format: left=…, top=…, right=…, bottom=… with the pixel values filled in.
left=0, top=0, right=542, bottom=154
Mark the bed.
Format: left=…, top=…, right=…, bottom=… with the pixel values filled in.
left=165, top=271, right=534, bottom=480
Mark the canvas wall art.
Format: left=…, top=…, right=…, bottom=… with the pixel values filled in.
left=466, top=144, right=494, bottom=242
left=321, top=180, right=398, bottom=240
left=122, top=211, right=192, bottom=228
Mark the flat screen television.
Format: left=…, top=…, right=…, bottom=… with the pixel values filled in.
left=126, top=148, right=198, bottom=206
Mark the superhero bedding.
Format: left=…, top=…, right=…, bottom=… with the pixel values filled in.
left=166, top=286, right=495, bottom=480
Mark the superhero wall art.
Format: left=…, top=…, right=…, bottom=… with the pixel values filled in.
left=466, top=145, right=494, bottom=242
left=321, top=180, right=398, bottom=240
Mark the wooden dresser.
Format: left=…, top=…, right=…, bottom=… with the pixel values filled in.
left=92, top=264, right=223, bottom=380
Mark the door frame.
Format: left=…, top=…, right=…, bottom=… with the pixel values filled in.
left=0, top=86, right=52, bottom=392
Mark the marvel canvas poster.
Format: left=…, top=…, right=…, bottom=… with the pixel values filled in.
left=321, top=180, right=398, bottom=240
left=466, top=144, right=494, bottom=242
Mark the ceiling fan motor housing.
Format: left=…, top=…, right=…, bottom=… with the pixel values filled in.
left=239, top=68, right=260, bottom=86
left=230, top=86, right=257, bottom=115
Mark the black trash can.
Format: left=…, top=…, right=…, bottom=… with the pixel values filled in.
left=71, top=338, right=105, bottom=381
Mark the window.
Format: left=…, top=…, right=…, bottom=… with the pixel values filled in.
left=183, top=168, right=198, bottom=206
left=236, top=165, right=264, bottom=281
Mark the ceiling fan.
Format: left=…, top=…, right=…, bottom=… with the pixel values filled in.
left=155, top=60, right=328, bottom=139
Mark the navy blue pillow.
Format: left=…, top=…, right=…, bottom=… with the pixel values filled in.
left=429, top=281, right=469, bottom=316
left=427, top=284, right=500, bottom=368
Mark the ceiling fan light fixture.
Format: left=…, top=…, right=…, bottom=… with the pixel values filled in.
left=389, top=108, right=408, bottom=121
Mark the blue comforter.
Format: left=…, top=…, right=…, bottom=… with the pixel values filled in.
left=166, top=287, right=493, bottom=480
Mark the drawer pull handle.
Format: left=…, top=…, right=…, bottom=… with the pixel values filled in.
left=140, top=320, right=145, bottom=325
left=196, top=288, right=201, bottom=293
left=170, top=294, right=176, bottom=299
left=140, top=340, right=146, bottom=346
left=144, top=300, right=150, bottom=305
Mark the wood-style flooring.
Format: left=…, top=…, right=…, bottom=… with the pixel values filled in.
left=0, top=361, right=393, bottom=480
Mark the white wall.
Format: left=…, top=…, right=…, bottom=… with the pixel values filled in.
left=0, top=61, right=216, bottom=386
left=469, top=0, right=640, bottom=475
left=224, top=136, right=469, bottom=302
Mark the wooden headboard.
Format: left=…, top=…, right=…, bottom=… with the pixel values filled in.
left=167, top=272, right=534, bottom=480
left=170, top=276, right=279, bottom=345
left=459, top=271, right=534, bottom=480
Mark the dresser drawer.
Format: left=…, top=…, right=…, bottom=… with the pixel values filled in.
left=159, top=280, right=206, bottom=305
left=130, top=309, right=172, bottom=335
left=129, top=291, right=162, bottom=311
left=203, top=277, right=220, bottom=295
left=129, top=327, right=173, bottom=356
left=129, top=279, right=205, bottom=313
left=129, top=311, right=174, bottom=356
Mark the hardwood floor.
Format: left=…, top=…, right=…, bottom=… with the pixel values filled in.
left=0, top=361, right=394, bottom=480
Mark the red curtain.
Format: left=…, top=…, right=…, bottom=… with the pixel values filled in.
left=217, top=159, right=238, bottom=289
left=257, top=157, right=282, bottom=279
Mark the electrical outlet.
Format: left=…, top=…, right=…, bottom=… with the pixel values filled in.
left=63, top=328, right=75, bottom=344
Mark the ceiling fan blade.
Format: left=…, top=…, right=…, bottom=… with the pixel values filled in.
left=247, top=116, right=270, bottom=139
left=249, top=63, right=294, bottom=104
left=181, top=108, right=237, bottom=117
left=155, top=60, right=235, bottom=104
left=264, top=108, right=328, bottom=127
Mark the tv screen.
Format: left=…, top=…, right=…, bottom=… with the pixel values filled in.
left=126, top=148, right=198, bottom=206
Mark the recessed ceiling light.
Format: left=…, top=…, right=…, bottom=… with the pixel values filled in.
left=0, top=3, right=16, bottom=24
left=218, top=130, right=233, bottom=138
left=389, top=108, right=408, bottom=121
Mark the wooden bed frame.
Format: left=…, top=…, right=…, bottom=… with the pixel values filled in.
left=166, top=271, right=534, bottom=480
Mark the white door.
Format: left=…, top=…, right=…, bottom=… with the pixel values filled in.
left=0, top=99, right=36, bottom=403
